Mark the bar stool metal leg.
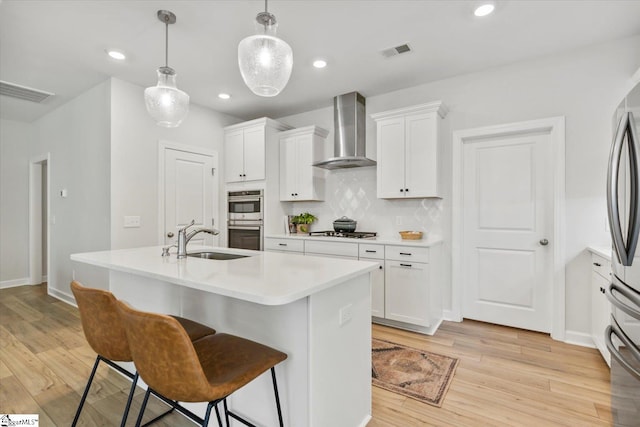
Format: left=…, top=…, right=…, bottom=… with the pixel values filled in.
left=71, top=355, right=101, bottom=427
left=271, top=367, right=284, bottom=427
left=120, top=372, right=139, bottom=427
left=135, top=388, right=152, bottom=427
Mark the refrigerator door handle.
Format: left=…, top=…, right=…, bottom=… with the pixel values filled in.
left=608, top=278, right=640, bottom=321
left=607, top=112, right=640, bottom=266
left=606, top=317, right=640, bottom=380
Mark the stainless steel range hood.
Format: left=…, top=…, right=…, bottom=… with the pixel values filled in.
left=313, top=92, right=376, bottom=170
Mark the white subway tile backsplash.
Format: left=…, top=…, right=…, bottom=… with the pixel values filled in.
left=286, top=168, right=442, bottom=239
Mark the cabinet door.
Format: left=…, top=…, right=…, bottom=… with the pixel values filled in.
left=385, top=260, right=430, bottom=326
left=280, top=136, right=298, bottom=201
left=377, top=117, right=406, bottom=198
left=405, top=112, right=438, bottom=197
left=363, top=259, right=385, bottom=318
left=243, top=125, right=266, bottom=181
left=295, top=135, right=315, bottom=200
left=591, top=270, right=611, bottom=365
left=225, top=130, right=245, bottom=183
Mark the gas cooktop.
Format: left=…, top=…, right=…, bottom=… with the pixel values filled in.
left=307, top=231, right=377, bottom=239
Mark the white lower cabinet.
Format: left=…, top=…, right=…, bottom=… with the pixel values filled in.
left=304, top=240, right=358, bottom=258
left=590, top=252, right=611, bottom=366
left=384, top=260, right=430, bottom=327
left=359, top=244, right=385, bottom=318
left=264, top=237, right=442, bottom=334
left=363, top=259, right=385, bottom=317
left=264, top=237, right=304, bottom=253
left=378, top=244, right=442, bottom=334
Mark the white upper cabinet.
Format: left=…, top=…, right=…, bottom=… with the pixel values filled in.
left=372, top=101, right=448, bottom=199
left=224, top=118, right=290, bottom=183
left=279, top=126, right=329, bottom=201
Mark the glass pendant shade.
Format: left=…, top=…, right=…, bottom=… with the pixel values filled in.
left=238, top=22, right=293, bottom=97
left=144, top=67, right=189, bottom=128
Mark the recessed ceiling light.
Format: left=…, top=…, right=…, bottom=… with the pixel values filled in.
left=218, top=93, right=231, bottom=100
left=474, top=3, right=495, bottom=17
left=313, top=59, right=327, bottom=69
left=106, top=50, right=126, bottom=60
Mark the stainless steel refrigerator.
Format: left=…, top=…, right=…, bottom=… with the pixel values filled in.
left=606, top=81, right=640, bottom=426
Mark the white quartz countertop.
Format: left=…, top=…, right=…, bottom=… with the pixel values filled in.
left=587, top=245, right=612, bottom=260
left=265, top=233, right=443, bottom=247
left=71, top=246, right=378, bottom=306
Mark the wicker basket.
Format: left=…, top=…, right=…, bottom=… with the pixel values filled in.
left=399, top=231, right=424, bottom=240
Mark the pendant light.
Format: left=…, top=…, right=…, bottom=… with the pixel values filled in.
left=144, top=10, right=189, bottom=128
left=238, top=0, right=293, bottom=97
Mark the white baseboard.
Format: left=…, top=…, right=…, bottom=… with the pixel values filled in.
left=0, top=278, right=30, bottom=289
left=47, top=287, right=76, bottom=306
left=358, top=415, right=372, bottom=427
left=564, top=330, right=596, bottom=348
left=443, top=309, right=462, bottom=322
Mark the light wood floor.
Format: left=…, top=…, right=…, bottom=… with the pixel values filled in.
left=1, top=284, right=612, bottom=426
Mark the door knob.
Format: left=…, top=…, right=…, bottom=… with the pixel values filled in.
left=539, top=238, right=549, bottom=246
left=167, top=232, right=174, bottom=238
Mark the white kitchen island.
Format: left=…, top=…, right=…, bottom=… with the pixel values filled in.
left=71, top=246, right=378, bottom=427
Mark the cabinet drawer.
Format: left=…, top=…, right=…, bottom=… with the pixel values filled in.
left=264, top=238, right=304, bottom=253
left=359, top=244, right=384, bottom=260
left=305, top=240, right=359, bottom=258
left=385, top=245, right=429, bottom=263
left=591, top=254, right=611, bottom=280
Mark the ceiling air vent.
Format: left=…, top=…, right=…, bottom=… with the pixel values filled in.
left=0, top=80, right=54, bottom=103
left=381, top=43, right=412, bottom=58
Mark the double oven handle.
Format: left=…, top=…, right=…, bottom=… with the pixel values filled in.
left=229, top=196, right=262, bottom=203
left=607, top=111, right=640, bottom=266
left=228, top=224, right=262, bottom=231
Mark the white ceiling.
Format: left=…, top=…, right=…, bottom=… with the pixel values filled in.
left=1, top=0, right=639, bottom=123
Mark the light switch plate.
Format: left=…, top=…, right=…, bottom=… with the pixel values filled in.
left=124, top=216, right=141, bottom=228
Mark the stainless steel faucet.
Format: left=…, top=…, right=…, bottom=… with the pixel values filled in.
left=162, top=220, right=219, bottom=258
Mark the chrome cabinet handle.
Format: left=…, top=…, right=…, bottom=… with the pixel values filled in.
left=365, top=250, right=377, bottom=253
left=167, top=232, right=174, bottom=238
left=606, top=317, right=640, bottom=380
left=399, top=252, right=412, bottom=256
left=278, top=243, right=287, bottom=246
left=539, top=239, right=549, bottom=246
left=400, top=263, right=412, bottom=267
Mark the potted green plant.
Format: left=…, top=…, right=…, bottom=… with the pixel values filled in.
left=292, top=212, right=317, bottom=234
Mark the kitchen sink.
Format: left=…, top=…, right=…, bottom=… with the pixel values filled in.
left=186, top=251, right=249, bottom=260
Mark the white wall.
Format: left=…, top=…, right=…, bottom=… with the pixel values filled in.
left=0, top=119, right=33, bottom=286
left=278, top=35, right=640, bottom=337
left=109, top=78, right=239, bottom=250
left=31, top=80, right=112, bottom=300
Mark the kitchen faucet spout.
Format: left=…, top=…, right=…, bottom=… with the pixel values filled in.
left=169, top=220, right=220, bottom=259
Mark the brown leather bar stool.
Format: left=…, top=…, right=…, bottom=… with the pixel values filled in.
left=70, top=281, right=216, bottom=427
left=115, top=300, right=288, bottom=427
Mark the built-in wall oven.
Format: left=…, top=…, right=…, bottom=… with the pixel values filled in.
left=227, top=190, right=263, bottom=251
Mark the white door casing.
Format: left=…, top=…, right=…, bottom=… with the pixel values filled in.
left=462, top=132, right=552, bottom=332
left=158, top=141, right=219, bottom=248
left=452, top=117, right=566, bottom=340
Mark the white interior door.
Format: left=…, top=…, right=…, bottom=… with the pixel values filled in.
left=163, top=147, right=218, bottom=247
left=462, top=132, right=553, bottom=332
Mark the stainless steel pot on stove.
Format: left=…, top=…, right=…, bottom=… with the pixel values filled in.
left=333, top=216, right=357, bottom=232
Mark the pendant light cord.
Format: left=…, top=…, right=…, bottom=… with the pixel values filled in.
left=164, top=16, right=169, bottom=68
